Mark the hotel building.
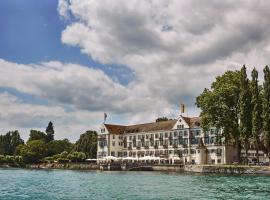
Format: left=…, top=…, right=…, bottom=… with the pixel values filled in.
left=97, top=115, right=237, bottom=165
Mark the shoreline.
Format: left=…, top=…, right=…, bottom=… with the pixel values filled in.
left=2, top=163, right=270, bottom=175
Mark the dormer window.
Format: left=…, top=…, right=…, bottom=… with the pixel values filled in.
left=101, top=128, right=105, bottom=133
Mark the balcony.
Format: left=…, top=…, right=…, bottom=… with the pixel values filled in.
left=159, top=137, right=163, bottom=141
left=136, top=146, right=141, bottom=150
left=145, top=146, right=149, bottom=149
left=154, top=145, right=159, bottom=149
left=173, top=144, right=178, bottom=148
left=128, top=146, right=132, bottom=150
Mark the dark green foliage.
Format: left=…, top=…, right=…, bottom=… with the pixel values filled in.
left=239, top=65, right=252, bottom=163
left=45, top=121, right=54, bottom=142
left=74, top=130, right=97, bottom=158
left=263, top=66, right=270, bottom=154
left=67, top=151, right=86, bottom=163
left=196, top=70, right=241, bottom=160
left=156, top=117, right=168, bottom=122
left=28, top=130, right=47, bottom=142
left=0, top=131, right=24, bottom=155
left=0, top=155, right=23, bottom=165
left=16, top=140, right=48, bottom=164
left=251, top=68, right=263, bottom=161
left=47, top=139, right=74, bottom=156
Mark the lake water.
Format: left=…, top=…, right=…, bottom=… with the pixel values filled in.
left=0, top=168, right=270, bottom=200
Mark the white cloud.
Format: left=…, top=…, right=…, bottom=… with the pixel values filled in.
left=59, top=0, right=270, bottom=109
left=2, top=1, right=270, bottom=140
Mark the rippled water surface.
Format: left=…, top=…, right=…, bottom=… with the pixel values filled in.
left=0, top=168, right=270, bottom=200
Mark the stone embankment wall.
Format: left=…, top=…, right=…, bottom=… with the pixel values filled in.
left=27, top=163, right=99, bottom=170
left=184, top=165, right=270, bottom=174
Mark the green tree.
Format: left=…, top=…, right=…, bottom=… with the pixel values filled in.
left=47, top=139, right=74, bottom=156
left=28, top=130, right=47, bottom=142
left=251, top=68, right=263, bottom=163
left=67, top=151, right=86, bottom=163
left=74, top=130, right=97, bottom=158
left=156, top=117, right=168, bottom=122
left=45, top=121, right=54, bottom=142
left=196, top=70, right=242, bottom=162
left=263, top=66, right=270, bottom=159
left=16, top=140, right=48, bottom=164
left=0, top=131, right=24, bottom=155
left=239, top=65, right=252, bottom=164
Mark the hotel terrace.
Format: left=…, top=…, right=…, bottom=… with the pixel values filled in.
left=97, top=115, right=238, bottom=165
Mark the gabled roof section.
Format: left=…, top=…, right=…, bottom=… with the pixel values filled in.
left=104, top=119, right=178, bottom=134
left=182, top=116, right=201, bottom=128
left=104, top=124, right=126, bottom=134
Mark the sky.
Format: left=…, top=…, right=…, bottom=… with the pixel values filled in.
left=1, top=0, right=270, bottom=141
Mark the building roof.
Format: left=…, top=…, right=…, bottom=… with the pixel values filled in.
left=182, top=116, right=201, bottom=128
left=104, top=119, right=177, bottom=134
left=104, top=116, right=201, bottom=134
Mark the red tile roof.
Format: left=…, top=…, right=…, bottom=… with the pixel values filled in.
left=104, top=116, right=201, bottom=134
left=105, top=119, right=177, bottom=134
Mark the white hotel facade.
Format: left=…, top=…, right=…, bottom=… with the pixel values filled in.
left=97, top=115, right=237, bottom=165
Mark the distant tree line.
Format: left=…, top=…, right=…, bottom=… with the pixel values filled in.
left=196, top=65, right=270, bottom=163
left=0, top=121, right=97, bottom=165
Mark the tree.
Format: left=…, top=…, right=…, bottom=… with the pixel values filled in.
left=251, top=68, right=263, bottom=163
left=47, top=139, right=74, bottom=156
left=0, top=131, right=24, bottom=155
left=239, top=65, right=252, bottom=164
left=67, top=151, right=86, bottom=163
left=73, top=130, right=97, bottom=158
left=263, top=66, right=270, bottom=159
left=156, top=117, right=168, bottom=122
left=45, top=121, right=54, bottom=142
left=196, top=70, right=242, bottom=162
left=16, top=140, right=48, bottom=164
left=28, top=130, right=47, bottom=142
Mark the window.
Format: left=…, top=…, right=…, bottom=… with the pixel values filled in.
left=184, top=138, right=188, bottom=144
left=165, top=132, right=168, bottom=138
left=196, top=130, right=200, bottom=136
left=129, top=136, right=132, bottom=140
left=217, top=159, right=221, bottom=164
left=184, top=131, right=187, bottom=137
left=160, top=133, right=163, bottom=137
left=174, top=132, right=178, bottom=137
left=112, top=141, right=115, bottom=146
left=101, top=128, right=105, bottom=133
left=211, top=159, right=215, bottom=164
left=204, top=137, right=209, bottom=144
left=155, top=133, right=159, bottom=138
left=138, top=135, right=141, bottom=140
left=113, top=135, right=115, bottom=139
left=111, top=151, right=115, bottom=156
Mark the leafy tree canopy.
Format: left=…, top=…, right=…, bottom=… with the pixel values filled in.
left=28, top=130, right=47, bottom=142
left=156, top=117, right=169, bottom=122
left=74, top=130, right=97, bottom=158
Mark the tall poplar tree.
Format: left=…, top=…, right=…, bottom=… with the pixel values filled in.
left=46, top=121, right=54, bottom=142
left=251, top=68, right=262, bottom=162
left=239, top=65, right=252, bottom=164
left=263, top=66, right=270, bottom=159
